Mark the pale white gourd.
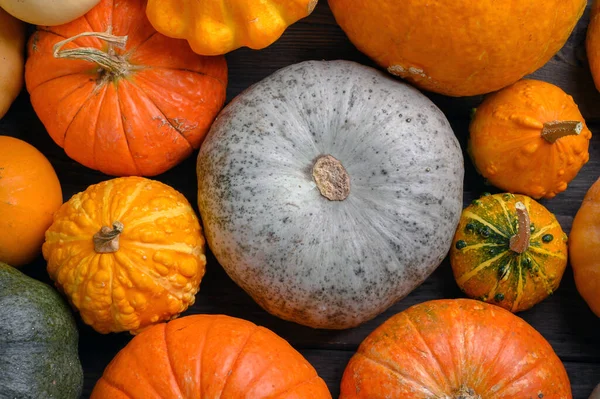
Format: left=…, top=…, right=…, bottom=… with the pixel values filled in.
left=197, top=60, right=464, bottom=329
left=0, top=0, right=100, bottom=26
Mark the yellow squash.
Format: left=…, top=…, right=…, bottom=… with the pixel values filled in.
left=146, top=0, right=318, bottom=55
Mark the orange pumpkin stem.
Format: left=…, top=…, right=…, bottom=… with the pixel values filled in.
left=52, top=30, right=130, bottom=78
left=509, top=202, right=530, bottom=254
left=93, top=221, right=124, bottom=253
left=312, top=155, right=350, bottom=201
left=541, top=120, right=582, bottom=143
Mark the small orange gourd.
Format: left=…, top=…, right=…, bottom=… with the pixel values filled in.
left=569, top=177, right=600, bottom=317
left=0, top=136, right=63, bottom=266
left=91, top=314, right=332, bottom=398
left=469, top=79, right=591, bottom=199
left=146, top=0, right=318, bottom=56
left=450, top=193, right=568, bottom=313
left=42, top=176, right=206, bottom=334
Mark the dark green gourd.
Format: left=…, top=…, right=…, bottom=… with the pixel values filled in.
left=0, top=262, right=83, bottom=398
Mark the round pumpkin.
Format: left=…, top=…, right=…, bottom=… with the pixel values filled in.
left=90, top=314, right=331, bottom=398
left=450, top=193, right=568, bottom=313
left=24, top=0, right=228, bottom=177
left=340, top=298, right=571, bottom=398
left=0, top=0, right=100, bottom=26
left=197, top=60, right=464, bottom=329
left=587, top=0, right=600, bottom=92
left=569, top=177, right=600, bottom=317
left=0, top=262, right=83, bottom=398
left=146, top=0, right=318, bottom=56
left=328, top=0, right=586, bottom=97
left=469, top=79, right=591, bottom=199
left=42, top=176, right=207, bottom=334
left=0, top=136, right=63, bottom=266
left=0, top=8, right=25, bottom=120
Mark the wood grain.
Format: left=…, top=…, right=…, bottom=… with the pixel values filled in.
left=1, top=0, right=600, bottom=398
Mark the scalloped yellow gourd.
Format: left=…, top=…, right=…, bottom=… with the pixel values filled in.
left=146, top=0, right=318, bottom=55
left=42, top=177, right=206, bottom=334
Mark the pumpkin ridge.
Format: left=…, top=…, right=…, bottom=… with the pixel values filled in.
left=457, top=251, right=510, bottom=286
left=125, top=78, right=194, bottom=148
left=97, top=378, right=133, bottom=399
left=404, top=314, right=451, bottom=392
left=459, top=243, right=504, bottom=253
left=123, top=205, right=191, bottom=229
left=528, top=246, right=567, bottom=260
left=511, top=256, right=525, bottom=312
left=199, top=315, right=226, bottom=397
left=62, top=87, right=100, bottom=152
left=115, top=89, right=142, bottom=175
left=528, top=256, right=556, bottom=296
left=462, top=211, right=508, bottom=238
left=114, top=251, right=184, bottom=300
left=73, top=254, right=97, bottom=312
left=114, top=180, right=146, bottom=221
left=488, top=353, right=545, bottom=398
left=271, top=375, right=321, bottom=399
left=126, top=241, right=199, bottom=255
left=101, top=179, right=116, bottom=226
left=219, top=325, right=261, bottom=396
left=530, top=221, right=560, bottom=240
left=122, top=32, right=157, bottom=58
left=492, top=195, right=516, bottom=236
left=162, top=323, right=184, bottom=397
left=91, top=85, right=109, bottom=171
left=45, top=231, right=89, bottom=244
left=355, top=352, right=437, bottom=395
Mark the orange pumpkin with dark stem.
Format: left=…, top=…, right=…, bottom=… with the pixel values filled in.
left=569, top=177, right=600, bottom=317
left=42, top=176, right=206, bottom=334
left=469, top=79, right=591, bottom=199
left=340, top=299, right=571, bottom=399
left=25, top=0, right=227, bottom=177
left=90, top=314, right=332, bottom=398
left=328, top=0, right=585, bottom=97
left=0, top=136, right=63, bottom=266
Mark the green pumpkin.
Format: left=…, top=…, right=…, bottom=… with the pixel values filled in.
left=0, top=262, right=83, bottom=398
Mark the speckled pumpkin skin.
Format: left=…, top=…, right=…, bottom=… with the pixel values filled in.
left=197, top=60, right=464, bottom=329
left=328, top=0, right=585, bottom=97
left=450, top=193, right=568, bottom=313
left=0, top=262, right=83, bottom=399
left=340, top=299, right=572, bottom=398
left=42, top=177, right=206, bottom=334
left=469, top=79, right=591, bottom=199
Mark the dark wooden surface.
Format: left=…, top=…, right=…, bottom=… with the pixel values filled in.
left=2, top=1, right=600, bottom=398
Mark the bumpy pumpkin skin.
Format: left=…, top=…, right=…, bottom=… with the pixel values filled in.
left=340, top=299, right=572, bottom=399
left=91, top=314, right=332, bottom=398
left=570, top=178, right=600, bottom=317
left=197, top=60, right=464, bottom=329
left=587, top=0, right=600, bottom=92
left=450, top=193, right=568, bottom=313
left=25, top=0, right=228, bottom=177
left=42, top=177, right=206, bottom=334
left=0, top=136, right=63, bottom=266
left=146, top=0, right=318, bottom=56
left=469, top=79, right=591, bottom=199
left=328, top=0, right=585, bottom=96
left=0, top=262, right=83, bottom=399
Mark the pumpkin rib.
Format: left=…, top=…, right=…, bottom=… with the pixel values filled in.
left=89, top=85, right=109, bottom=171
left=404, top=314, right=450, bottom=392
left=355, top=352, right=436, bottom=395
left=125, top=241, right=198, bottom=255
left=492, top=195, right=516, bottom=236
left=219, top=325, right=261, bottom=395
left=62, top=86, right=101, bottom=151
left=530, top=222, right=561, bottom=240
left=115, top=90, right=142, bottom=175
left=125, top=78, right=193, bottom=147
left=528, top=246, right=567, bottom=260
left=511, top=257, right=525, bottom=312
left=528, top=256, right=556, bottom=296
left=162, top=324, right=184, bottom=397
left=123, top=32, right=158, bottom=58
left=123, top=205, right=191, bottom=229
left=462, top=211, right=509, bottom=238
left=457, top=251, right=510, bottom=286
left=489, top=354, right=545, bottom=398
left=272, top=375, right=322, bottom=399
left=114, top=179, right=146, bottom=221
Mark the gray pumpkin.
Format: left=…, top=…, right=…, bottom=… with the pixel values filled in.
left=0, top=263, right=83, bottom=398
left=197, top=60, right=464, bottom=329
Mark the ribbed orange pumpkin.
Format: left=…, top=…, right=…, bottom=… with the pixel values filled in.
left=91, top=314, right=332, bottom=398
left=146, top=0, right=318, bottom=56
left=469, top=79, right=591, bottom=199
left=328, top=0, right=586, bottom=96
left=42, top=177, right=206, bottom=334
left=340, top=299, right=571, bottom=398
left=569, top=177, right=600, bottom=317
left=25, top=0, right=227, bottom=176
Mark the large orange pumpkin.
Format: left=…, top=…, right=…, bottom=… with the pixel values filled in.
left=42, top=176, right=206, bottom=334
left=340, top=299, right=571, bottom=398
left=569, top=177, right=600, bottom=317
left=90, top=314, right=332, bottom=398
left=146, top=0, right=318, bottom=56
left=469, top=79, right=591, bottom=199
left=25, top=0, right=228, bottom=177
left=328, top=0, right=586, bottom=96
left=0, top=136, right=63, bottom=266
